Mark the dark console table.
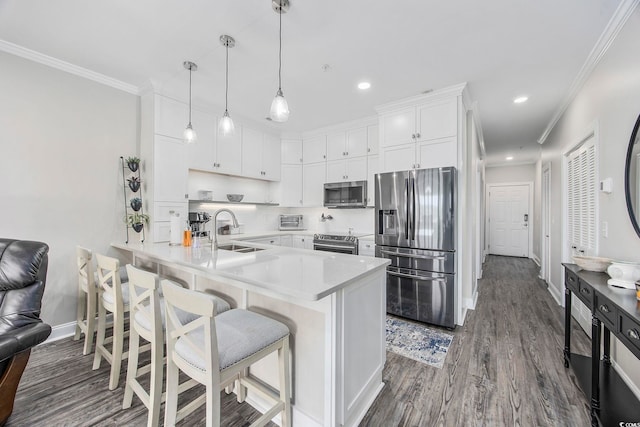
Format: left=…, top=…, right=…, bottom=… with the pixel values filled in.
left=563, top=263, right=640, bottom=427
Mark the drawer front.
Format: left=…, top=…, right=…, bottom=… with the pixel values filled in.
left=577, top=279, right=594, bottom=307
left=565, top=270, right=579, bottom=294
left=594, top=293, right=616, bottom=328
left=619, top=312, right=640, bottom=358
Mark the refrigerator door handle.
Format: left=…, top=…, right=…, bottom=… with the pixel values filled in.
left=379, top=249, right=446, bottom=260
left=404, top=178, right=410, bottom=239
left=387, top=270, right=447, bottom=282
left=411, top=177, right=417, bottom=241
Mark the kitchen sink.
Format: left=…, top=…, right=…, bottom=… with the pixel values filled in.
left=217, top=244, right=264, bottom=253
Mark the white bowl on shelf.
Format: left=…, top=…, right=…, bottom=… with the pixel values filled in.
left=572, top=255, right=612, bottom=272
left=226, top=194, right=244, bottom=203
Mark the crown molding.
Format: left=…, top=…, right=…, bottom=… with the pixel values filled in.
left=375, top=82, right=468, bottom=114
left=537, top=0, right=639, bottom=144
left=471, top=101, right=487, bottom=159
left=0, top=39, right=140, bottom=95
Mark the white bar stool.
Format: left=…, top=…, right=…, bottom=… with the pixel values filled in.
left=92, top=253, right=132, bottom=390
left=161, top=281, right=291, bottom=427
left=123, top=265, right=231, bottom=427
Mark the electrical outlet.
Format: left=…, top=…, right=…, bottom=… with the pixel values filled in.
left=602, top=221, right=608, bottom=238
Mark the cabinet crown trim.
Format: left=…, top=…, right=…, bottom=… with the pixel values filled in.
left=375, top=82, right=467, bottom=114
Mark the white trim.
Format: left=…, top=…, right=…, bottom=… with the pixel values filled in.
left=471, top=102, right=487, bottom=159
left=0, top=39, right=140, bottom=95
left=485, top=182, right=534, bottom=258
left=459, top=306, right=468, bottom=325
left=612, top=359, right=640, bottom=402
left=245, top=391, right=322, bottom=427
left=531, top=254, right=541, bottom=267
left=538, top=0, right=639, bottom=144
left=375, top=82, right=468, bottom=114
left=546, top=280, right=563, bottom=306
left=541, top=163, right=552, bottom=284
left=301, top=115, right=378, bottom=139
left=43, top=321, right=76, bottom=344
left=487, top=160, right=537, bottom=168
left=463, top=289, right=479, bottom=311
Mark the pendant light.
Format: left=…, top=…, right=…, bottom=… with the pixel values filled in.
left=218, top=35, right=236, bottom=136
left=183, top=61, right=198, bottom=143
left=270, top=0, right=290, bottom=122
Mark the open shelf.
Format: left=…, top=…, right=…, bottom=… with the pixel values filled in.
left=568, top=353, right=640, bottom=426
left=189, top=199, right=279, bottom=206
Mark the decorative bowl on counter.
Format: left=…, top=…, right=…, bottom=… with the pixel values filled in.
left=226, top=194, right=244, bottom=202
left=572, top=255, right=612, bottom=272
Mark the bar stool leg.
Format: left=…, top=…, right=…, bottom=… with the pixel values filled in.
left=148, top=335, right=163, bottom=427
left=122, top=327, right=139, bottom=409
left=279, top=336, right=291, bottom=427
left=74, top=288, right=86, bottom=341
left=109, top=309, right=125, bottom=390
left=92, top=301, right=106, bottom=370
left=83, top=293, right=96, bottom=355
left=164, top=355, right=179, bottom=427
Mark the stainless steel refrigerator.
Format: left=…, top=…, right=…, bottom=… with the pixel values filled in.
left=375, top=167, right=456, bottom=328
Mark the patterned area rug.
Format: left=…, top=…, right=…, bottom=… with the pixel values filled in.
left=386, top=316, right=454, bottom=369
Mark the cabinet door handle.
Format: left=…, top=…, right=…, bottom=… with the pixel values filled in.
left=345, top=151, right=348, bottom=155
left=628, top=329, right=640, bottom=340
left=411, top=133, right=416, bottom=139
left=368, top=148, right=371, bottom=152
left=300, top=158, right=303, bottom=163
left=415, top=132, right=420, bottom=138
left=580, top=287, right=590, bottom=295
left=323, top=155, right=326, bottom=159
left=599, top=304, right=610, bottom=313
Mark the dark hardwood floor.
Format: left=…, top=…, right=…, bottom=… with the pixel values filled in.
left=7, top=255, right=591, bottom=426
left=361, top=255, right=592, bottom=426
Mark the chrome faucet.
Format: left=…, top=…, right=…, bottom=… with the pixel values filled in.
left=211, top=209, right=239, bottom=251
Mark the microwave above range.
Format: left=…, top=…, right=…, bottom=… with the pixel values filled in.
left=323, top=181, right=367, bottom=208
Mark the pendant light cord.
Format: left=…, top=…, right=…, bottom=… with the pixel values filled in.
left=188, top=65, right=193, bottom=123
left=225, top=43, right=229, bottom=112
left=278, top=5, right=282, bottom=91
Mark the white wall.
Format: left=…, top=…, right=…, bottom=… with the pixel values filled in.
left=485, top=163, right=536, bottom=184
left=540, top=6, right=640, bottom=394
left=0, top=51, right=139, bottom=327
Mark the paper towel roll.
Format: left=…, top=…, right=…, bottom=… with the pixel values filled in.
left=169, top=211, right=182, bottom=246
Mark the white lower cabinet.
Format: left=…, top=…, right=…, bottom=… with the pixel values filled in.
left=292, top=235, right=314, bottom=250
left=358, top=240, right=375, bottom=257
left=280, top=235, right=293, bottom=247
left=248, top=236, right=281, bottom=246
left=303, top=162, right=326, bottom=207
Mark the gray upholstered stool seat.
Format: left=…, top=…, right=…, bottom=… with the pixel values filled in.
left=174, top=308, right=289, bottom=371
left=101, top=281, right=131, bottom=305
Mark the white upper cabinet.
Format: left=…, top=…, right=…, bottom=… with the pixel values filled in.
left=346, top=127, right=369, bottom=158
left=326, top=157, right=367, bottom=183
left=262, top=134, right=281, bottom=180
left=154, top=135, right=188, bottom=202
left=154, top=95, right=188, bottom=140
left=280, top=164, right=303, bottom=207
left=303, top=135, right=327, bottom=164
left=242, top=127, right=264, bottom=179
left=380, top=107, right=416, bottom=147
left=381, top=143, right=417, bottom=173
left=187, top=110, right=216, bottom=172
left=367, top=125, right=379, bottom=155
left=303, top=162, right=326, bottom=207
left=416, top=137, right=457, bottom=169
left=326, top=132, right=347, bottom=161
left=215, top=127, right=242, bottom=176
left=416, top=99, right=457, bottom=141
left=242, top=129, right=281, bottom=181
left=281, top=139, right=303, bottom=164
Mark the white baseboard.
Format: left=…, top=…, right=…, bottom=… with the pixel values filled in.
left=44, top=321, right=77, bottom=344
left=463, top=290, right=479, bottom=311
left=546, top=280, right=563, bottom=306
left=612, top=359, right=640, bottom=401
left=531, top=254, right=541, bottom=267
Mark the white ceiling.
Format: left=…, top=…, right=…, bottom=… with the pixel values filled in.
left=0, top=0, right=623, bottom=164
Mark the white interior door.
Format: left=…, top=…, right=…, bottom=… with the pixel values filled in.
left=488, top=184, right=530, bottom=257
left=542, top=166, right=551, bottom=283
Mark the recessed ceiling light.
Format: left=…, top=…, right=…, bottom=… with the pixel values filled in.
left=358, top=82, right=371, bottom=90
left=506, top=156, right=514, bottom=161
left=513, top=96, right=528, bottom=104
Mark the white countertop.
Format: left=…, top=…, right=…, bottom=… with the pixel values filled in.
left=112, top=240, right=388, bottom=301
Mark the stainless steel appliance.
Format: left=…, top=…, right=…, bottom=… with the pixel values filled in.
left=375, top=167, right=456, bottom=329
left=313, top=232, right=368, bottom=255
left=279, top=214, right=305, bottom=230
left=188, top=211, right=211, bottom=238
left=323, top=181, right=367, bottom=208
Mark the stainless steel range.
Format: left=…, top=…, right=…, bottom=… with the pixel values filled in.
left=313, top=233, right=368, bottom=255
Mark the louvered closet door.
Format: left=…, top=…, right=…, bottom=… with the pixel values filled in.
left=566, top=138, right=597, bottom=336
left=567, top=141, right=597, bottom=257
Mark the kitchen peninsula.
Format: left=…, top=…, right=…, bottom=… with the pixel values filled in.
left=112, top=240, right=390, bottom=427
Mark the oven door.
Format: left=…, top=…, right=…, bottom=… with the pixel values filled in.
left=386, top=266, right=455, bottom=328
left=313, top=241, right=358, bottom=255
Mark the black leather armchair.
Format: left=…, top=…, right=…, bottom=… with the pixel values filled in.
left=0, top=239, right=51, bottom=426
